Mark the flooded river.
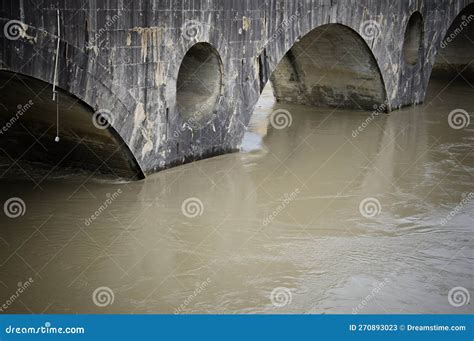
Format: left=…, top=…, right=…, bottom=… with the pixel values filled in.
left=0, top=79, right=472, bottom=314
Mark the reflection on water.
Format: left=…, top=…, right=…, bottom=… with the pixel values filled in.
left=0, top=80, right=473, bottom=314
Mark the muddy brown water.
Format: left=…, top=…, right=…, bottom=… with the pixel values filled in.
left=0, top=78, right=472, bottom=314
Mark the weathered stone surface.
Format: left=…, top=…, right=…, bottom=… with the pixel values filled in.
left=0, top=0, right=472, bottom=177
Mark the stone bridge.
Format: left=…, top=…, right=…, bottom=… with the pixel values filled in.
left=0, top=0, right=472, bottom=179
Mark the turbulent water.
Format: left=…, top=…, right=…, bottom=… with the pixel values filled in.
left=0, top=79, right=473, bottom=314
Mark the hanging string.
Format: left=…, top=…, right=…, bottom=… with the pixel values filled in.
left=53, top=9, right=60, bottom=142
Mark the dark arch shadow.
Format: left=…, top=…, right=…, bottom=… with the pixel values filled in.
left=429, top=3, right=474, bottom=85
left=263, top=23, right=388, bottom=112
left=0, top=71, right=144, bottom=181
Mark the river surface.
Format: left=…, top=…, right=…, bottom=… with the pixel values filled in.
left=0, top=79, right=473, bottom=314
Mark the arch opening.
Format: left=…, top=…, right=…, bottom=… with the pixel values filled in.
left=0, top=71, right=144, bottom=181
left=176, top=42, right=223, bottom=124
left=403, top=12, right=424, bottom=66
left=268, top=24, right=387, bottom=111
left=430, top=4, right=474, bottom=83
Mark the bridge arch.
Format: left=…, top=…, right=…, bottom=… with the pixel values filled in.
left=0, top=71, right=144, bottom=180
left=430, top=3, right=474, bottom=83
left=263, top=23, right=388, bottom=112
left=176, top=42, right=224, bottom=125
left=402, top=11, right=424, bottom=66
